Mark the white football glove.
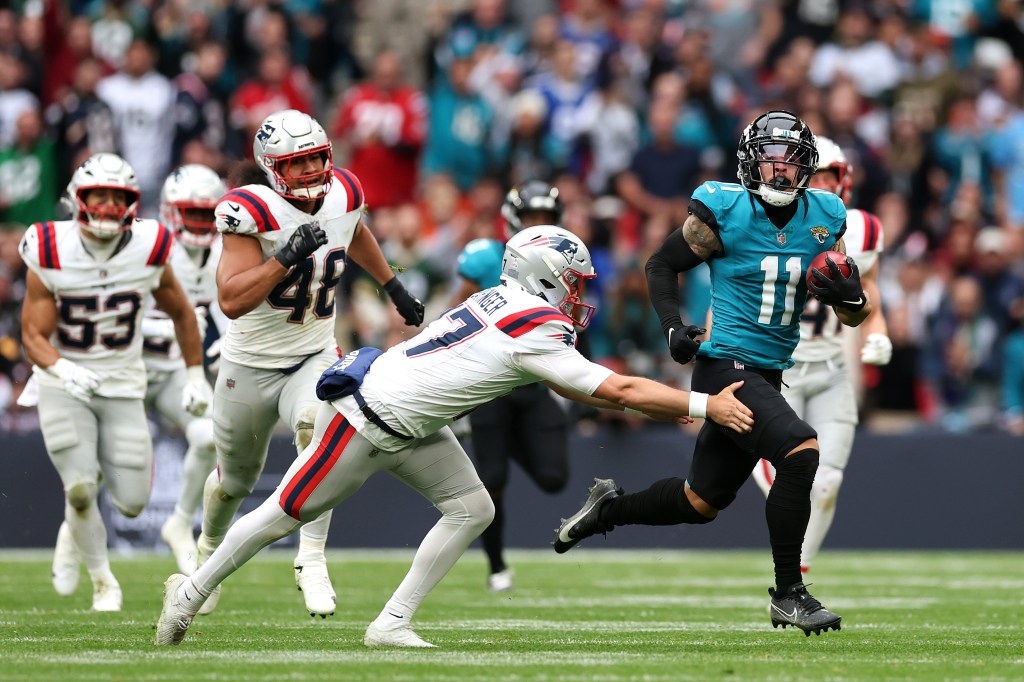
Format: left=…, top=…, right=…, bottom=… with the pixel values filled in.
left=141, top=316, right=176, bottom=341
left=860, top=333, right=893, bottom=366
left=46, top=358, right=101, bottom=403
left=194, top=306, right=208, bottom=340
left=205, top=338, right=221, bottom=374
left=182, top=365, right=213, bottom=417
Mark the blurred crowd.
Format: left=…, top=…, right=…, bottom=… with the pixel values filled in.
left=3, top=0, right=1024, bottom=435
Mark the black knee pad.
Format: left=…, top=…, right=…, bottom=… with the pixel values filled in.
left=767, top=448, right=819, bottom=510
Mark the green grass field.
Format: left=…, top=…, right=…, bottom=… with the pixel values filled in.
left=1, top=549, right=1021, bottom=681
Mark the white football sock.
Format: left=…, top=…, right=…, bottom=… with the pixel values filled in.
left=190, top=496, right=301, bottom=598
left=296, top=510, right=332, bottom=564
left=65, top=500, right=114, bottom=582
left=374, top=488, right=493, bottom=626
left=800, top=465, right=844, bottom=569
left=177, top=424, right=216, bottom=520
left=200, top=470, right=243, bottom=550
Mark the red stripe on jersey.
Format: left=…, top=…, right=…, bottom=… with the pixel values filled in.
left=864, top=212, right=882, bottom=252
left=279, top=414, right=354, bottom=520
left=497, top=307, right=573, bottom=338
left=333, top=167, right=364, bottom=213
left=225, top=189, right=281, bottom=232
left=36, top=222, right=61, bottom=269
left=760, top=459, right=774, bottom=487
left=146, top=223, right=174, bottom=266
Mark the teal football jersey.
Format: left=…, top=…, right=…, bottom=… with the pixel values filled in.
left=457, top=238, right=505, bottom=289
left=694, top=182, right=847, bottom=370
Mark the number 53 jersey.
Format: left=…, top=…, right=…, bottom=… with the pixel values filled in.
left=19, top=219, right=173, bottom=398
left=214, top=168, right=364, bottom=369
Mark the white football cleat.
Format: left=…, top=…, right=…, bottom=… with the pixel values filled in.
left=52, top=522, right=81, bottom=596
left=487, top=568, right=515, bottom=593
left=294, top=561, right=336, bottom=617
left=91, top=576, right=122, bottom=612
left=364, top=621, right=436, bottom=648
left=195, top=533, right=220, bottom=616
left=155, top=574, right=194, bottom=645
left=160, top=515, right=198, bottom=575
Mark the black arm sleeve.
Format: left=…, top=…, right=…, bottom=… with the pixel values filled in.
left=644, top=226, right=708, bottom=340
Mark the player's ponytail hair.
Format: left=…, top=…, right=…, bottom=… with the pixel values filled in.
left=228, top=160, right=271, bottom=189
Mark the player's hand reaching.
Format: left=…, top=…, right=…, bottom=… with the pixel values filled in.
left=668, top=325, right=705, bottom=365
left=807, top=256, right=866, bottom=311
left=47, top=358, right=101, bottom=403
left=707, top=381, right=754, bottom=434
left=275, top=222, right=328, bottom=268
left=860, top=333, right=892, bottom=366
left=182, top=365, right=213, bottom=417
left=384, top=276, right=425, bottom=327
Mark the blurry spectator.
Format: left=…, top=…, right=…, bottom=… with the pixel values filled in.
left=0, top=52, right=39, bottom=150
left=574, top=75, right=639, bottom=195
left=616, top=98, right=701, bottom=229
left=335, top=50, right=428, bottom=209
left=987, top=95, right=1024, bottom=229
left=16, top=11, right=45, bottom=100
left=524, top=40, right=591, bottom=172
left=606, top=6, right=674, bottom=112
left=0, top=107, right=57, bottom=226
left=601, top=261, right=665, bottom=377
left=685, top=0, right=781, bottom=91
left=825, top=80, right=889, bottom=210
left=924, top=275, right=1001, bottom=431
left=976, top=55, right=1020, bottom=129
left=97, top=38, right=175, bottom=215
left=808, top=4, right=902, bottom=98
left=559, top=0, right=615, bottom=84
left=435, top=0, right=524, bottom=82
left=41, top=16, right=96, bottom=107
left=172, top=41, right=232, bottom=169
left=971, top=226, right=1024, bottom=338
left=230, top=46, right=313, bottom=158
left=45, top=57, right=117, bottom=191
left=380, top=203, right=450, bottom=313
left=932, top=92, right=993, bottom=212
left=521, top=13, right=559, bottom=79
left=498, top=89, right=565, bottom=187
left=914, top=0, right=997, bottom=69
left=87, top=0, right=151, bottom=70
left=422, top=56, right=494, bottom=192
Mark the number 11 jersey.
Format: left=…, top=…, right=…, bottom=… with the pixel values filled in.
left=214, top=168, right=364, bottom=369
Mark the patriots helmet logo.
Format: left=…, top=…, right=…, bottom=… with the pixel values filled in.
left=520, top=234, right=579, bottom=264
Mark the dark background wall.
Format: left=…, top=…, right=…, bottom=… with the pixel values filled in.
left=2, top=426, right=1022, bottom=549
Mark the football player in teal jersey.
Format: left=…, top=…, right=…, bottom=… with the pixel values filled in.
left=554, top=111, right=871, bottom=636
left=453, top=181, right=567, bottom=593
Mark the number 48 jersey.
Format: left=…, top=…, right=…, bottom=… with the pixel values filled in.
left=214, top=168, right=364, bottom=369
left=19, top=219, right=172, bottom=398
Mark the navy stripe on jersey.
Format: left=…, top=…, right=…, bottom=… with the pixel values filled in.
left=279, top=415, right=353, bottom=520
left=496, top=307, right=572, bottom=338
left=146, top=223, right=173, bottom=266
left=225, top=189, right=281, bottom=232
left=333, top=167, right=363, bottom=213
left=37, top=222, right=61, bottom=269
left=863, top=212, right=881, bottom=252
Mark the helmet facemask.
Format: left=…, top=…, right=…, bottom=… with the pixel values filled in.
left=262, top=145, right=333, bottom=200
left=740, top=139, right=817, bottom=207
left=162, top=200, right=218, bottom=248
left=550, top=264, right=596, bottom=328
left=75, top=186, right=140, bottom=239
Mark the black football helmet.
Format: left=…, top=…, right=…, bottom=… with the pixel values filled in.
left=737, top=110, right=818, bottom=207
left=501, top=181, right=563, bottom=238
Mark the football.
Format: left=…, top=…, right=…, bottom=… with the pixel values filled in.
left=806, top=251, right=852, bottom=289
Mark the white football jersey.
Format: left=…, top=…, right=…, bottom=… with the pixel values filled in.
left=214, top=168, right=364, bottom=369
left=19, top=219, right=172, bottom=398
left=335, top=285, right=614, bottom=452
left=792, top=208, right=884, bottom=363
left=142, top=238, right=223, bottom=372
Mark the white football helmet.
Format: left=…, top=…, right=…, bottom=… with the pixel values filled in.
left=62, top=152, right=141, bottom=239
left=160, top=164, right=227, bottom=248
left=501, top=225, right=597, bottom=328
left=252, top=109, right=333, bottom=200
left=814, top=135, right=853, bottom=205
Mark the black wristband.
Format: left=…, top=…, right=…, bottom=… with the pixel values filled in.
left=383, top=276, right=402, bottom=294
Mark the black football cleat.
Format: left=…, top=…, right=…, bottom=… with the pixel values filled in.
left=768, top=582, right=842, bottom=636
left=552, top=478, right=623, bottom=554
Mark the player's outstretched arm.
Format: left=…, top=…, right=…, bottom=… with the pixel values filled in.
left=348, top=221, right=425, bottom=326
left=20, top=271, right=61, bottom=369
left=153, top=266, right=204, bottom=368
left=857, top=260, right=891, bottom=365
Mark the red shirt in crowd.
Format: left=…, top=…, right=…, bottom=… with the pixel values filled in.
left=335, top=83, right=428, bottom=209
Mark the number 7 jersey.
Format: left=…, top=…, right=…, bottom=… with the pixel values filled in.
left=214, top=168, right=364, bottom=369
left=19, top=219, right=172, bottom=398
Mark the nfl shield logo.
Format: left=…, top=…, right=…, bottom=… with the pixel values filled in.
left=776, top=232, right=786, bottom=244
left=226, top=378, right=235, bottom=389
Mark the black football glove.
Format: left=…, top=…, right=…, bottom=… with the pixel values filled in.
left=807, top=255, right=866, bottom=311
left=667, top=324, right=706, bottom=365
left=384, top=276, right=425, bottom=326
left=274, top=223, right=328, bottom=268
